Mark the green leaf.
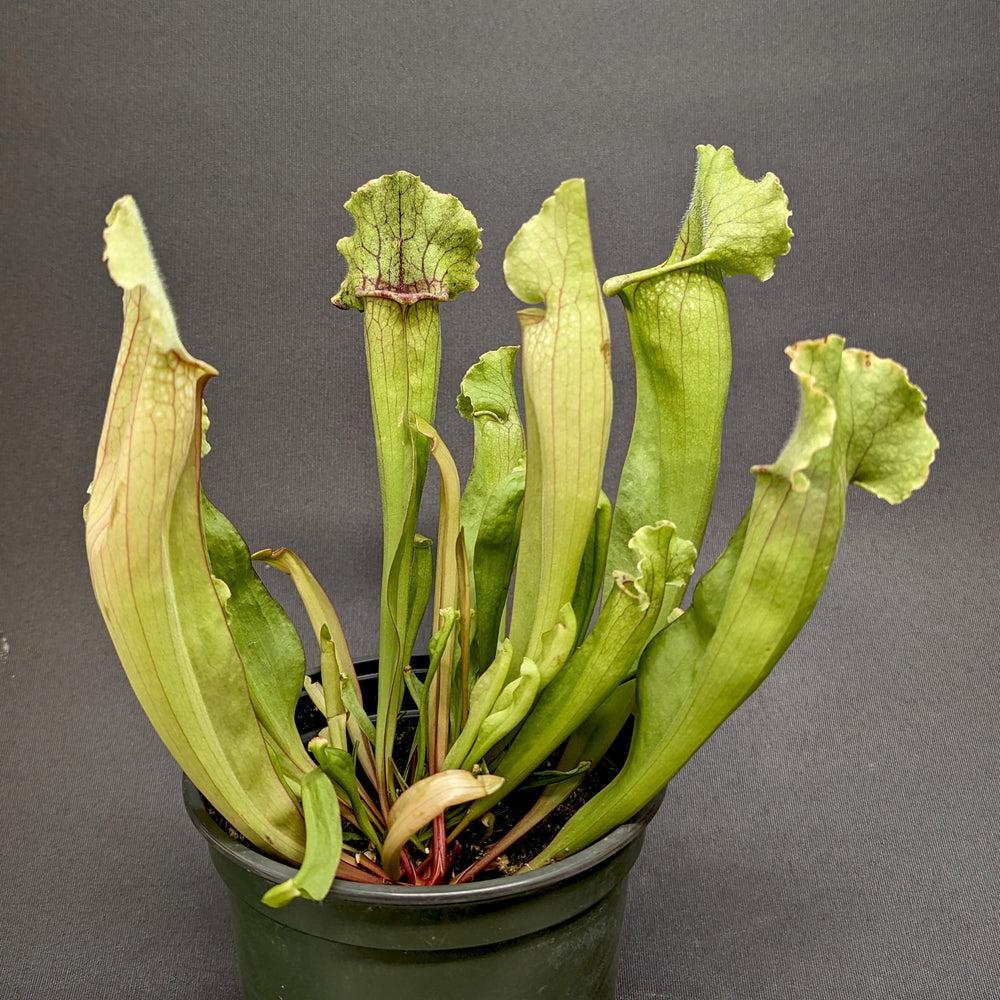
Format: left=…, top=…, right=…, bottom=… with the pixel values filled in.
left=251, top=547, right=356, bottom=690
left=413, top=417, right=463, bottom=636
left=454, top=604, right=575, bottom=774
left=602, top=259, right=730, bottom=620
left=602, top=147, right=792, bottom=630
left=310, top=740, right=383, bottom=851
left=456, top=347, right=524, bottom=471
left=331, top=174, right=480, bottom=808
left=570, top=491, right=612, bottom=646
left=86, top=196, right=304, bottom=862
left=402, top=662, right=426, bottom=713
left=462, top=658, right=541, bottom=767
left=520, top=679, right=635, bottom=860
left=412, top=416, right=464, bottom=772
left=340, top=672, right=377, bottom=746
left=252, top=546, right=376, bottom=787
left=201, top=495, right=312, bottom=774
left=303, top=674, right=327, bottom=715
left=519, top=762, right=593, bottom=790
left=407, top=609, right=461, bottom=783
left=261, top=768, right=342, bottom=906
left=457, top=347, right=526, bottom=676
left=457, top=346, right=526, bottom=566
left=455, top=679, right=635, bottom=883
left=467, top=464, right=525, bottom=677
left=504, top=179, right=613, bottom=667
left=535, top=336, right=938, bottom=863
left=816, top=345, right=937, bottom=504
left=673, top=143, right=792, bottom=279
left=443, top=640, right=514, bottom=770
left=404, top=535, right=434, bottom=665
left=529, top=603, right=578, bottom=689
left=490, top=521, right=696, bottom=801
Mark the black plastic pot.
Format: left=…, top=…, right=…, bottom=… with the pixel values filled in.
left=183, top=661, right=661, bottom=1000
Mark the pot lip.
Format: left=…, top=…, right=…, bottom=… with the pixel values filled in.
left=184, top=775, right=662, bottom=907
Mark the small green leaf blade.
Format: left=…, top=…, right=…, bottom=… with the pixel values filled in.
left=251, top=547, right=356, bottom=689
left=463, top=658, right=541, bottom=766
left=261, top=768, right=343, bottom=906
left=202, top=494, right=312, bottom=774
left=570, top=491, right=612, bottom=645
left=467, top=464, right=525, bottom=674
left=443, top=640, right=514, bottom=770
left=412, top=416, right=465, bottom=771
left=311, top=741, right=383, bottom=850
left=404, top=535, right=434, bottom=661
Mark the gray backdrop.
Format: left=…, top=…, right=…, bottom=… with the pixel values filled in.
left=3, top=2, right=999, bottom=997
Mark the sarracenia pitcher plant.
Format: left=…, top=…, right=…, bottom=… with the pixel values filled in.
left=86, top=145, right=938, bottom=902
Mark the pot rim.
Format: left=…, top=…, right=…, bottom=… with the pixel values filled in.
left=183, top=775, right=662, bottom=907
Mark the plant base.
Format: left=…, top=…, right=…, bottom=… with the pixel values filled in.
left=184, top=778, right=660, bottom=1000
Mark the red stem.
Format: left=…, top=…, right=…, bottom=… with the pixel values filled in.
left=399, top=847, right=423, bottom=885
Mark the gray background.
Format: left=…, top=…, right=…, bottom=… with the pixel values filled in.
left=3, top=2, right=999, bottom=997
